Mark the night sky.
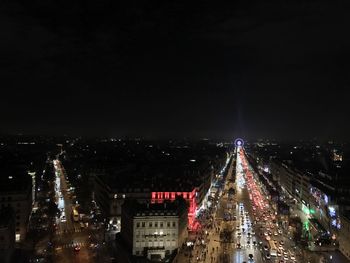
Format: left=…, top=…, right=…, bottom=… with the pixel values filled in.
left=1, top=1, right=350, bottom=140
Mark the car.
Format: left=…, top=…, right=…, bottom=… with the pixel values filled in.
left=265, top=236, right=271, bottom=241
left=264, top=245, right=269, bottom=251
left=283, top=255, right=289, bottom=260
left=61, top=216, right=66, bottom=222
left=279, top=241, right=284, bottom=245
left=74, top=245, right=81, bottom=252
left=236, top=243, right=241, bottom=249
left=265, top=254, right=271, bottom=260
left=248, top=254, right=253, bottom=260
left=274, top=231, right=278, bottom=236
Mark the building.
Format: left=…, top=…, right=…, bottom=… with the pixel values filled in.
left=151, top=189, right=197, bottom=229
left=269, top=160, right=313, bottom=208
left=92, top=161, right=215, bottom=231
left=0, top=171, right=32, bottom=242
left=121, top=198, right=188, bottom=261
left=0, top=208, right=15, bottom=263
left=91, top=167, right=152, bottom=230
left=338, top=213, right=350, bottom=259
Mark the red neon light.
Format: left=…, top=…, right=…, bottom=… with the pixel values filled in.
left=151, top=190, right=197, bottom=230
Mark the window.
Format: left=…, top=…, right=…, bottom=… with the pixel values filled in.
left=167, top=222, right=170, bottom=227
left=142, top=222, right=145, bottom=227
left=149, top=222, right=152, bottom=227
left=172, top=222, right=176, bottom=227
left=160, top=222, right=163, bottom=227
left=155, top=222, right=158, bottom=227
left=136, top=222, right=140, bottom=228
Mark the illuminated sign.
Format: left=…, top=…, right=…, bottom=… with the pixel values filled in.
left=151, top=189, right=197, bottom=230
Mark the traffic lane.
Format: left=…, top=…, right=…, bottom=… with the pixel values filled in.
left=55, top=246, right=92, bottom=263
left=235, top=169, right=271, bottom=262
left=236, top=202, right=263, bottom=262
left=54, top=162, right=95, bottom=262
left=242, top=181, right=298, bottom=259
left=231, top=212, right=262, bottom=263
left=238, top=152, right=293, bottom=262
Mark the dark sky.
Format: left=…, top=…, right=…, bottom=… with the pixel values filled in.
left=1, top=1, right=350, bottom=140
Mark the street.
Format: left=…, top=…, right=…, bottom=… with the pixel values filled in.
left=52, top=160, right=107, bottom=263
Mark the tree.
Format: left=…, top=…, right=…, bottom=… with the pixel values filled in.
left=47, top=200, right=59, bottom=217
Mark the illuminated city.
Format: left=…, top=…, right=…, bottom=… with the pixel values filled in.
left=1, top=1, right=350, bottom=263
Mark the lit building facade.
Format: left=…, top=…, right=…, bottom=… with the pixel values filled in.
left=339, top=214, right=350, bottom=259
left=0, top=176, right=32, bottom=243
left=121, top=199, right=188, bottom=261
left=151, top=189, right=197, bottom=229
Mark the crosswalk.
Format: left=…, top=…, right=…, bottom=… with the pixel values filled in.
left=55, top=228, right=84, bottom=235
left=63, top=242, right=87, bottom=248
left=55, top=242, right=88, bottom=250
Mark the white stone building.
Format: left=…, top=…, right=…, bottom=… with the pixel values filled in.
left=121, top=199, right=188, bottom=261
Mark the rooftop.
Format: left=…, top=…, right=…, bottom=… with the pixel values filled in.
left=123, top=198, right=188, bottom=217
